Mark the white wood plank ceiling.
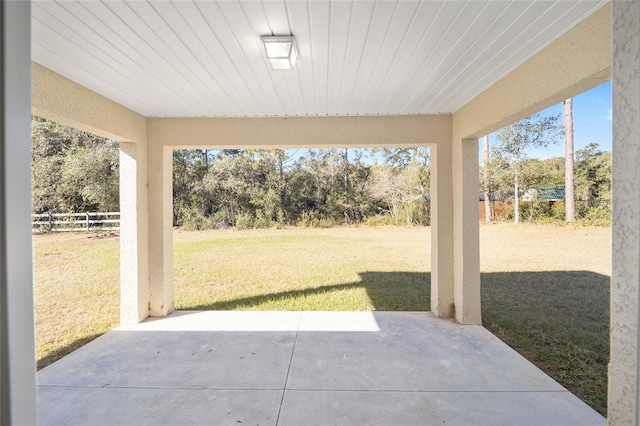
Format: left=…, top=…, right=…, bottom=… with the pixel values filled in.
left=32, top=0, right=607, bottom=118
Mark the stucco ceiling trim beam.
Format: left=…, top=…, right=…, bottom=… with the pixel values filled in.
left=31, top=62, right=146, bottom=143
left=148, top=114, right=451, bottom=149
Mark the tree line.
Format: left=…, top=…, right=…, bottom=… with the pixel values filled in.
left=173, top=147, right=430, bottom=229
left=32, top=117, right=119, bottom=214
left=483, top=106, right=611, bottom=225
left=31, top=114, right=611, bottom=228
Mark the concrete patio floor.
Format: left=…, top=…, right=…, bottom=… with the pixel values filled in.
left=37, top=311, right=605, bottom=425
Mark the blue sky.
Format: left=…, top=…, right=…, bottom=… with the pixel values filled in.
left=485, top=80, right=612, bottom=159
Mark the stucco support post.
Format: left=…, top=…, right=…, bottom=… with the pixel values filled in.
left=609, top=0, right=640, bottom=424
left=0, top=1, right=38, bottom=423
left=452, top=138, right=481, bottom=325
left=147, top=141, right=174, bottom=317
left=430, top=143, right=455, bottom=318
left=120, top=141, right=150, bottom=323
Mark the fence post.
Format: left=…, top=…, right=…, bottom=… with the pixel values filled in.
left=86, top=212, right=90, bottom=231
left=48, top=212, right=52, bottom=233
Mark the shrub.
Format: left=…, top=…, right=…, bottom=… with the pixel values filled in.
left=551, top=200, right=566, bottom=221
left=235, top=212, right=254, bottom=230
left=312, top=218, right=334, bottom=228
left=519, top=196, right=548, bottom=223
left=295, top=210, right=333, bottom=228
left=180, top=207, right=209, bottom=231
left=577, top=203, right=611, bottom=226
left=365, top=215, right=395, bottom=227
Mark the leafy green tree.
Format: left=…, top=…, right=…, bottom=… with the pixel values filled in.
left=575, top=143, right=611, bottom=222
left=31, top=116, right=119, bottom=214
left=173, top=149, right=212, bottom=227
left=492, top=113, right=562, bottom=223
left=519, top=157, right=565, bottom=191
left=168, top=146, right=433, bottom=229
left=200, top=152, right=254, bottom=226
left=58, top=143, right=119, bottom=212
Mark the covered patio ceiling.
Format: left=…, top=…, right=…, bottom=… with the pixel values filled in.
left=31, top=0, right=607, bottom=118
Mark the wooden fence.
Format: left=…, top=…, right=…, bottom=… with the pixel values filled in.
left=32, top=212, right=120, bottom=233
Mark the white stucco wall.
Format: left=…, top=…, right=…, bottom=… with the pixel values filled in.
left=609, top=1, right=640, bottom=424
left=119, top=142, right=150, bottom=324
left=1, top=1, right=38, bottom=423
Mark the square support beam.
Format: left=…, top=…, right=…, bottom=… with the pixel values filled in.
left=452, top=138, right=481, bottom=325
left=147, top=143, right=174, bottom=317
left=609, top=0, right=640, bottom=423
left=120, top=142, right=150, bottom=324
left=0, top=1, right=38, bottom=423
left=430, top=143, right=455, bottom=318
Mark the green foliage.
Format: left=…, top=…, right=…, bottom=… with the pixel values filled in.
left=366, top=162, right=429, bottom=226
left=32, top=119, right=432, bottom=229
left=485, top=113, right=611, bottom=225
left=518, top=195, right=549, bottom=223
left=33, top=115, right=610, bottom=228
left=364, top=215, right=397, bottom=227
left=574, top=143, right=611, bottom=224
left=234, top=212, right=254, bottom=230
left=551, top=200, right=566, bottom=221
left=31, top=116, right=119, bottom=214
left=494, top=113, right=563, bottom=163
left=172, top=147, right=429, bottom=229
left=179, top=207, right=212, bottom=231
left=518, top=197, right=566, bottom=224
left=295, top=211, right=334, bottom=228
left=577, top=202, right=611, bottom=227
left=490, top=112, right=563, bottom=223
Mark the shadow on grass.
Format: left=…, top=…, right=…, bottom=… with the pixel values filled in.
left=481, top=270, right=610, bottom=416
left=37, top=333, right=104, bottom=370
left=183, top=269, right=609, bottom=415
left=186, top=271, right=431, bottom=311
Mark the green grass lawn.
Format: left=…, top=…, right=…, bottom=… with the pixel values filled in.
left=173, top=227, right=430, bottom=311
left=33, top=224, right=611, bottom=415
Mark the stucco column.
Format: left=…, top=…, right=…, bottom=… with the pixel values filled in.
left=609, top=0, right=640, bottom=424
left=0, top=1, right=38, bottom=423
left=452, top=138, right=481, bottom=325
left=147, top=141, right=174, bottom=317
left=120, top=142, right=150, bottom=323
left=430, top=143, right=455, bottom=318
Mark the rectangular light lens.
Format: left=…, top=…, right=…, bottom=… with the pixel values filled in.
left=261, top=36, right=297, bottom=70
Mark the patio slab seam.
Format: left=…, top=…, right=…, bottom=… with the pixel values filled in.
left=275, top=312, right=302, bottom=424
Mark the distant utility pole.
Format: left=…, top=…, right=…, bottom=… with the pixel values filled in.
left=564, top=98, right=576, bottom=222
left=483, top=135, right=492, bottom=224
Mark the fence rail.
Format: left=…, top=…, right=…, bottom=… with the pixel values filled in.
left=32, top=212, right=120, bottom=233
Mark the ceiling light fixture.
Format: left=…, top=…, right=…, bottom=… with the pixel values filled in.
left=261, top=35, right=297, bottom=70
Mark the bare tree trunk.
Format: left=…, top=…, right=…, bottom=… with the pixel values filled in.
left=514, top=168, right=520, bottom=224
left=483, top=135, right=492, bottom=224
left=344, top=148, right=349, bottom=224
left=564, top=98, right=576, bottom=222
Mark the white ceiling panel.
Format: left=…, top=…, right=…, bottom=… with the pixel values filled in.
left=31, top=0, right=608, bottom=118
